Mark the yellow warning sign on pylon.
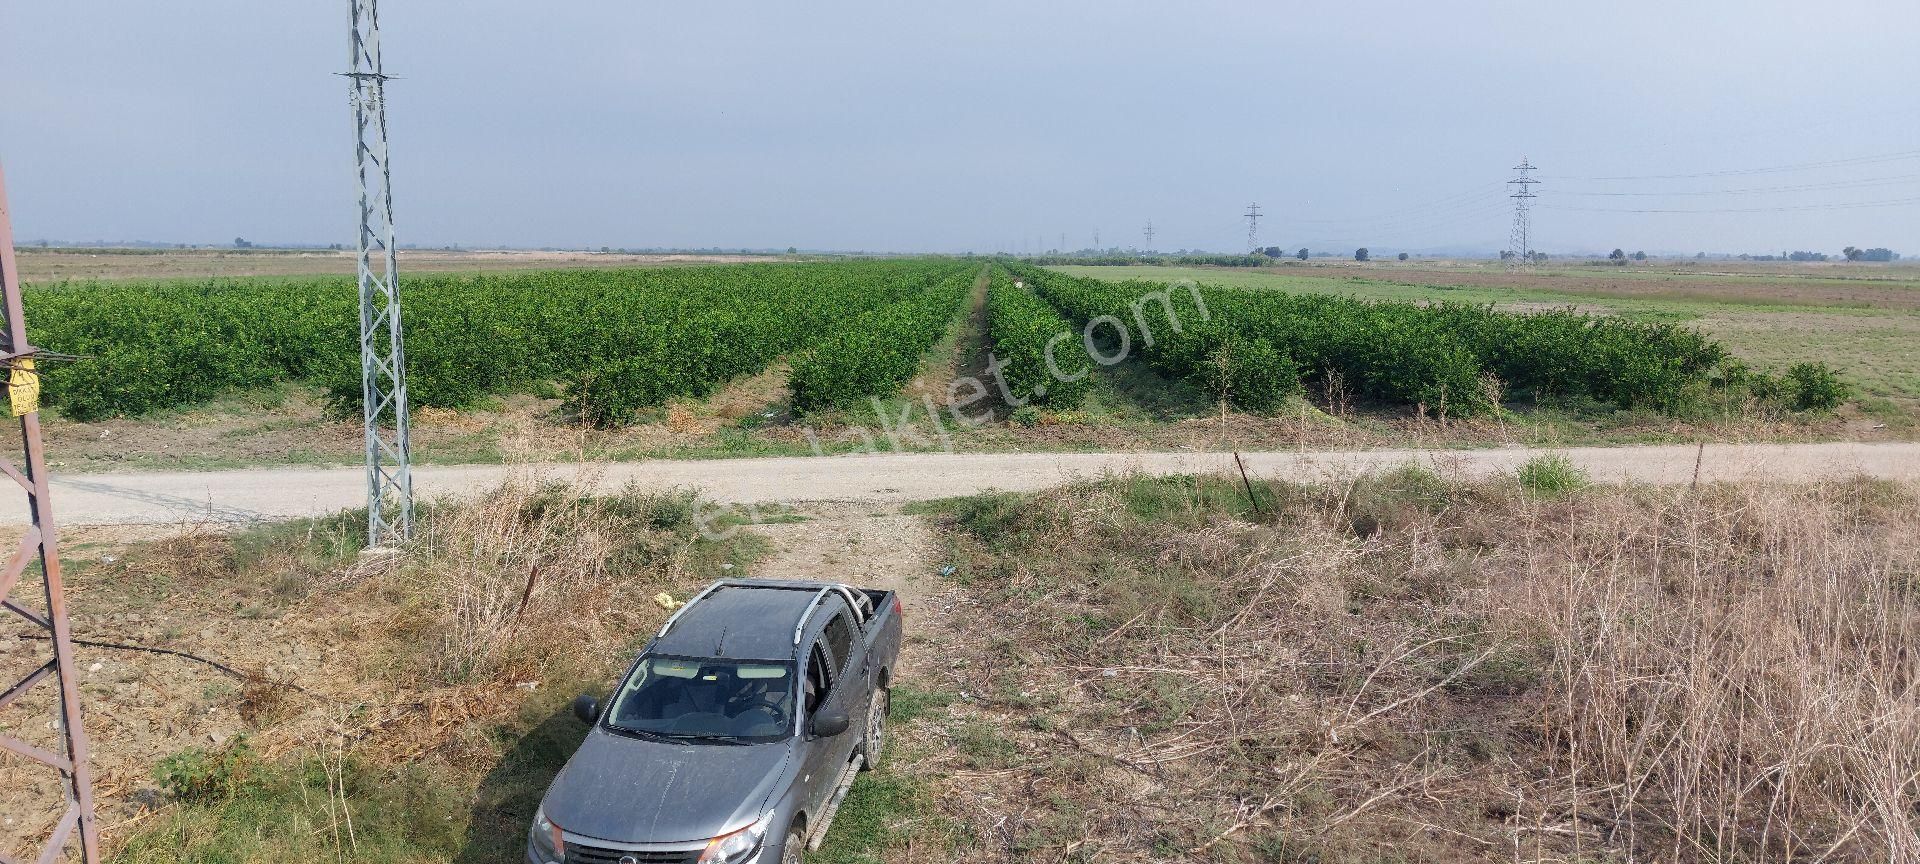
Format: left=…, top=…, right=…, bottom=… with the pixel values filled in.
left=9, top=358, right=39, bottom=417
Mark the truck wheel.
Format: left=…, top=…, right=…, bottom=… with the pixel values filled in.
left=781, top=826, right=806, bottom=864
left=858, top=688, right=889, bottom=770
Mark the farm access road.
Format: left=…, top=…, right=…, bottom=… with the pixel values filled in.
left=5, top=441, right=1917, bottom=526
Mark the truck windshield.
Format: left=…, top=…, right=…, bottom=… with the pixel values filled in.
left=604, top=656, right=795, bottom=743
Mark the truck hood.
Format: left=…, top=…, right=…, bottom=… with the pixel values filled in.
left=543, top=728, right=794, bottom=844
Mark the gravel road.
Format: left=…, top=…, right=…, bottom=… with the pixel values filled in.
left=8, top=442, right=1918, bottom=526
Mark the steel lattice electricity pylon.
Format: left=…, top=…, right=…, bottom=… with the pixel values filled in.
left=1244, top=202, right=1262, bottom=252
left=1507, top=158, right=1539, bottom=267
left=1142, top=219, right=1155, bottom=252
left=0, top=164, right=100, bottom=864
left=348, top=0, right=413, bottom=546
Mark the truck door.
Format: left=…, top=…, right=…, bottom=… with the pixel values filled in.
left=798, top=639, right=842, bottom=819
left=820, top=609, right=871, bottom=766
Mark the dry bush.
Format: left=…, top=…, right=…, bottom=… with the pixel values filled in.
left=115, top=526, right=239, bottom=585
left=367, top=466, right=710, bottom=688
left=326, top=468, right=732, bottom=768
left=925, top=471, right=1920, bottom=863
left=122, top=467, right=726, bottom=765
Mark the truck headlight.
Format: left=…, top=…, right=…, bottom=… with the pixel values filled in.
left=697, top=814, right=770, bottom=863
left=530, top=806, right=563, bottom=861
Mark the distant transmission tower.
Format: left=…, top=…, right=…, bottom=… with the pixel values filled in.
left=1508, top=158, right=1539, bottom=267
left=347, top=0, right=413, bottom=546
left=1093, top=228, right=1100, bottom=249
left=1244, top=202, right=1262, bottom=251
left=1142, top=219, right=1155, bottom=251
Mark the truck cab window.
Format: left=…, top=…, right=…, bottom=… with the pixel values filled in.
left=602, top=657, right=795, bottom=743
left=824, top=612, right=855, bottom=674
left=804, top=643, right=832, bottom=714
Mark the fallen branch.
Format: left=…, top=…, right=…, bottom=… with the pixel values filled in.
left=14, top=633, right=313, bottom=694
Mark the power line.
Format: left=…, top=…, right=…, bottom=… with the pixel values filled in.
left=1581, top=111, right=1861, bottom=162
left=1287, top=199, right=1515, bottom=246
left=1547, top=148, right=1920, bottom=182
left=1552, top=174, right=1920, bottom=197
left=1266, top=192, right=1510, bottom=235
left=1283, top=198, right=1513, bottom=242
left=1270, top=183, right=1508, bottom=225
left=1540, top=195, right=1920, bottom=214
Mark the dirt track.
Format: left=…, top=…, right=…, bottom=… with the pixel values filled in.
left=5, top=442, right=1917, bottom=526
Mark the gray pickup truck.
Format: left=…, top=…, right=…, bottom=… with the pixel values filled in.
left=527, top=578, right=903, bottom=864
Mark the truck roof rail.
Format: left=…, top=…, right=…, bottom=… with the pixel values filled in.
left=793, top=588, right=832, bottom=647
left=844, top=586, right=873, bottom=622
left=791, top=584, right=868, bottom=646
left=830, top=584, right=867, bottom=625
left=657, top=580, right=867, bottom=644
left=656, top=581, right=726, bottom=639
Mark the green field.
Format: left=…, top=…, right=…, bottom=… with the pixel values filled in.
left=13, top=258, right=1909, bottom=473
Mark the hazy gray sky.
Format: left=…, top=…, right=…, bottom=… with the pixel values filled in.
left=4, top=0, right=1916, bottom=255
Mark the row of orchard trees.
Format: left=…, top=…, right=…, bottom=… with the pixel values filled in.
left=21, top=257, right=1850, bottom=430
left=26, top=260, right=977, bottom=425
left=995, top=265, right=1849, bottom=417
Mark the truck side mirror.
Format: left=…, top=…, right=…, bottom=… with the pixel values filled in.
left=572, top=694, right=601, bottom=725
left=810, top=707, right=850, bottom=738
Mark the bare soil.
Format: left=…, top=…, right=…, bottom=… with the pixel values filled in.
left=35, top=380, right=1903, bottom=479
left=0, top=526, right=359, bottom=854
left=747, top=503, right=952, bottom=686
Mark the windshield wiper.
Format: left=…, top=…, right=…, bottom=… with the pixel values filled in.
left=672, top=733, right=752, bottom=744
left=608, top=725, right=754, bottom=745
left=605, top=725, right=679, bottom=744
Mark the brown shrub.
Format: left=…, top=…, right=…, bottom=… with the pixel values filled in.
left=366, top=466, right=713, bottom=688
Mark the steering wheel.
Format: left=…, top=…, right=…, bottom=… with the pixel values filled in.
left=725, top=689, right=783, bottom=717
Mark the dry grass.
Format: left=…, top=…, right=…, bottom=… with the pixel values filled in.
left=381, top=465, right=709, bottom=687
left=918, top=471, right=1920, bottom=863
left=1524, top=481, right=1920, bottom=862
left=246, top=465, right=745, bottom=780
left=0, top=465, right=757, bottom=861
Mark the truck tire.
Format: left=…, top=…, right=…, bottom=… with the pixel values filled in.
left=782, top=826, right=806, bottom=864
left=858, top=687, right=889, bottom=770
